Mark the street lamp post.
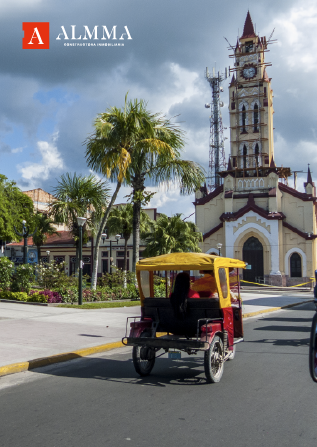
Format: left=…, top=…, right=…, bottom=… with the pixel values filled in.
left=77, top=217, right=87, bottom=306
left=217, top=242, right=222, bottom=256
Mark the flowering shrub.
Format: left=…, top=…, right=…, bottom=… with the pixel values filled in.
left=11, top=264, right=35, bottom=293
left=0, top=257, right=14, bottom=290
left=30, top=289, right=62, bottom=303
left=36, top=261, right=66, bottom=289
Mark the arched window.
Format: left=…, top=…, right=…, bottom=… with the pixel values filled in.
left=243, top=145, right=247, bottom=169
left=254, top=143, right=259, bottom=167
left=290, top=253, right=302, bottom=277
left=253, top=104, right=259, bottom=132
left=242, top=105, right=247, bottom=133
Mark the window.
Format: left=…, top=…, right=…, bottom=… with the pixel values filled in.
left=69, top=256, right=76, bottom=275
left=255, top=143, right=260, bottom=167
left=117, top=259, right=129, bottom=270
left=117, top=251, right=128, bottom=258
left=245, top=41, right=253, bottom=53
left=242, top=105, right=247, bottom=133
left=102, top=259, right=108, bottom=273
left=290, top=253, right=302, bottom=277
left=243, top=145, right=247, bottom=169
left=102, top=251, right=108, bottom=257
left=253, top=104, right=259, bottom=132
left=218, top=268, right=228, bottom=299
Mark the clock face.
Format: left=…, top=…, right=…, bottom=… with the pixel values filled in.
left=242, top=65, right=256, bottom=79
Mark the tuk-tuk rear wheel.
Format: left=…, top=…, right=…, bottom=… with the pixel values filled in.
left=132, top=330, right=156, bottom=377
left=204, top=335, right=224, bottom=383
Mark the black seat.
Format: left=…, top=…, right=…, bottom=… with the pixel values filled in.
left=143, top=297, right=222, bottom=337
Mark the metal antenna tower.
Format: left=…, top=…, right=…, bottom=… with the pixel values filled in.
left=205, top=66, right=229, bottom=191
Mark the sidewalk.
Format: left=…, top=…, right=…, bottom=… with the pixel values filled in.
left=0, top=291, right=313, bottom=375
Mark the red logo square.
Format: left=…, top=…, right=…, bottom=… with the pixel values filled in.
left=22, top=22, right=49, bottom=49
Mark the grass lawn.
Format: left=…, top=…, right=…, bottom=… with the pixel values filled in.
left=58, top=300, right=141, bottom=309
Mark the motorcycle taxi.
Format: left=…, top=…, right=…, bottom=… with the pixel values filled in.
left=123, top=252, right=246, bottom=383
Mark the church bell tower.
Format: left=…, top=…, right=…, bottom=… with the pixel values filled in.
left=225, top=11, right=288, bottom=180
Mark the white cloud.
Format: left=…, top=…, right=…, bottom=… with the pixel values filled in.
left=17, top=140, right=64, bottom=189
left=271, top=2, right=317, bottom=72
left=12, top=147, right=24, bottom=154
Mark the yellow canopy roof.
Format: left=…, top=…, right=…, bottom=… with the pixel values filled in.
left=136, top=252, right=246, bottom=271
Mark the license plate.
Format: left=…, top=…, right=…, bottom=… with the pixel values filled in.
left=168, top=351, right=181, bottom=359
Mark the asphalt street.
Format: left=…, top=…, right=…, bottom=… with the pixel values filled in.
left=0, top=302, right=316, bottom=447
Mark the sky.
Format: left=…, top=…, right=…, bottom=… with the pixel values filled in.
left=0, top=0, right=316, bottom=220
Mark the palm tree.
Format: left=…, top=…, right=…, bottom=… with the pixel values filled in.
left=49, top=172, right=110, bottom=272
left=85, top=95, right=179, bottom=288
left=107, top=203, right=151, bottom=271
left=142, top=213, right=203, bottom=257
left=129, top=153, right=205, bottom=271
left=32, top=213, right=59, bottom=262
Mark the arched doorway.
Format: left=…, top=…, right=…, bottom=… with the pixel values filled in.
left=290, top=253, right=302, bottom=277
left=243, top=236, right=264, bottom=282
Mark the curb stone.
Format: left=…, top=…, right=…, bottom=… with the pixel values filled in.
left=0, top=299, right=313, bottom=378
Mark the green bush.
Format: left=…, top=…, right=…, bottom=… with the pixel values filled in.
left=11, top=264, right=35, bottom=293
left=27, top=293, right=47, bottom=303
left=0, top=291, right=28, bottom=301
left=0, top=257, right=15, bottom=290
left=154, top=275, right=166, bottom=297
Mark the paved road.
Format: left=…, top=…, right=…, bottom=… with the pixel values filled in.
left=0, top=302, right=316, bottom=447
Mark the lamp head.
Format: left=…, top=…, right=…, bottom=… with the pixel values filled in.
left=77, top=217, right=87, bottom=227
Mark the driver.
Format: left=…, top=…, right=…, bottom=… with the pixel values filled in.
left=191, top=270, right=218, bottom=298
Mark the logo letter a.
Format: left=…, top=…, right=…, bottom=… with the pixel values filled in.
left=22, top=22, right=50, bottom=49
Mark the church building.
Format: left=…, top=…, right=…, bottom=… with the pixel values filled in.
left=195, top=12, right=317, bottom=286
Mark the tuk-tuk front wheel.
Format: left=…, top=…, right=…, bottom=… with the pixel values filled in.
left=204, top=335, right=224, bottom=383
left=132, top=330, right=155, bottom=377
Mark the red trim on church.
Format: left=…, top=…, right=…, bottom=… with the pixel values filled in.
left=282, top=221, right=317, bottom=240
left=278, top=183, right=316, bottom=202
left=219, top=193, right=285, bottom=221
left=194, top=185, right=223, bottom=206
left=203, top=223, right=223, bottom=241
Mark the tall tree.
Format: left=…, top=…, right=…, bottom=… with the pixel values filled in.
left=107, top=203, right=151, bottom=271
left=32, top=213, right=59, bottom=262
left=128, top=154, right=205, bottom=271
left=49, top=173, right=110, bottom=270
left=142, top=213, right=203, bottom=257
left=0, top=174, right=35, bottom=241
left=85, top=95, right=177, bottom=289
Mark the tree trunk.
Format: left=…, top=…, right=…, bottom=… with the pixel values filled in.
left=132, top=199, right=141, bottom=272
left=91, top=181, right=122, bottom=290
left=124, top=237, right=128, bottom=271
left=131, top=174, right=145, bottom=273
left=37, top=245, right=41, bottom=264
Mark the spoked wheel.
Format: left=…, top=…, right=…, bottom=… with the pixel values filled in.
left=133, top=330, right=156, bottom=377
left=204, top=335, right=224, bottom=383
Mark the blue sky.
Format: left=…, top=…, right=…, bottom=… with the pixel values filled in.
left=0, top=0, right=316, bottom=219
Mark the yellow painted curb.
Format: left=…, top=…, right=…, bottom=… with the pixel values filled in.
left=0, top=341, right=124, bottom=378
left=0, top=300, right=313, bottom=378
left=242, top=299, right=313, bottom=319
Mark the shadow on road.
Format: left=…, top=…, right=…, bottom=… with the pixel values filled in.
left=31, top=355, right=212, bottom=387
